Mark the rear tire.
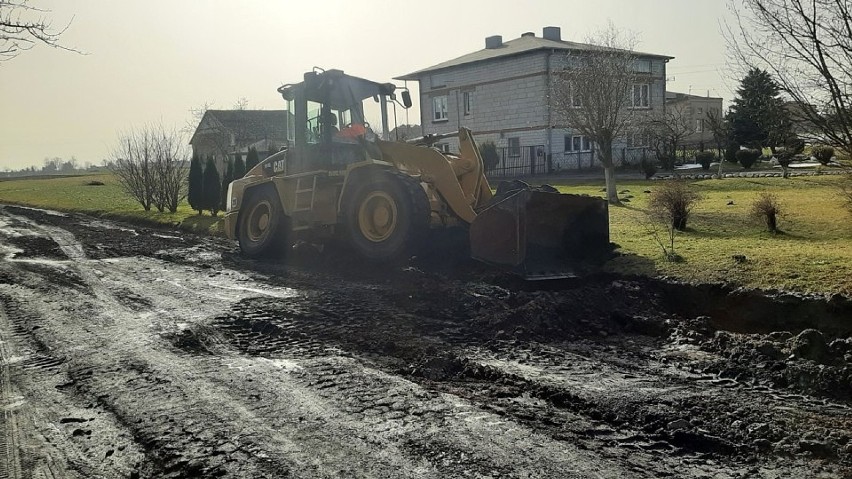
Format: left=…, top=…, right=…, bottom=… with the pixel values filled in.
left=238, top=187, right=290, bottom=258
left=343, top=171, right=429, bottom=262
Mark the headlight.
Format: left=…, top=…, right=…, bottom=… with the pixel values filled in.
left=226, top=183, right=236, bottom=211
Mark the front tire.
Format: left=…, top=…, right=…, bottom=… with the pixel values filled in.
left=238, top=187, right=290, bottom=258
left=343, top=171, right=429, bottom=262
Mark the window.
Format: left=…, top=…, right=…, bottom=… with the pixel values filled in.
left=571, top=89, right=583, bottom=108
left=508, top=137, right=521, bottom=157
left=627, top=132, right=649, bottom=148
left=432, top=95, right=448, bottom=121
left=430, top=74, right=447, bottom=89
left=697, top=107, right=704, bottom=115
left=633, top=59, right=652, bottom=73
left=696, top=119, right=704, bottom=132
left=629, top=84, right=650, bottom=108
left=564, top=135, right=592, bottom=152
left=463, top=91, right=472, bottom=116
left=435, top=143, right=450, bottom=153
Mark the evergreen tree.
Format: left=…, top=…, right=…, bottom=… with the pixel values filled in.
left=245, top=146, right=259, bottom=171
left=219, top=159, right=234, bottom=212
left=202, top=156, right=221, bottom=216
left=729, top=69, right=791, bottom=149
left=187, top=153, right=204, bottom=215
left=233, top=153, right=246, bottom=179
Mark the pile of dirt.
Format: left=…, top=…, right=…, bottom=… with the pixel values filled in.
left=7, top=235, right=67, bottom=260
left=466, top=277, right=673, bottom=342
left=682, top=326, right=852, bottom=401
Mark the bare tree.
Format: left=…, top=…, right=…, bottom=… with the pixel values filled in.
left=182, top=101, right=216, bottom=135
left=233, top=97, right=249, bottom=110
left=110, top=125, right=187, bottom=212
left=111, top=129, right=156, bottom=211
left=0, top=0, right=78, bottom=61
left=41, top=156, right=60, bottom=173
left=553, top=23, right=646, bottom=205
left=151, top=127, right=188, bottom=213
left=726, top=0, right=852, bottom=154
left=705, top=109, right=731, bottom=154
left=705, top=108, right=734, bottom=177
left=647, top=103, right=694, bottom=169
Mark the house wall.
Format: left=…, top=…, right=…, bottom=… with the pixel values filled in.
left=667, top=96, right=724, bottom=145
left=412, top=50, right=666, bottom=171
left=418, top=52, right=549, bottom=154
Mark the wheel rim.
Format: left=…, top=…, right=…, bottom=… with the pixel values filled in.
left=358, top=191, right=398, bottom=242
left=246, top=200, right=273, bottom=243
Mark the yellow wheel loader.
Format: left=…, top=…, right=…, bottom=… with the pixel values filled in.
left=223, top=68, right=609, bottom=277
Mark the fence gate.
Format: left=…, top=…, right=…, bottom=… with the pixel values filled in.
left=486, top=145, right=547, bottom=177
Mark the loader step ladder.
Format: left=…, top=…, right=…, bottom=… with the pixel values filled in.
left=292, top=175, right=318, bottom=231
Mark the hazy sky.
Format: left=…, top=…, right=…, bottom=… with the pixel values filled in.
left=0, top=0, right=736, bottom=170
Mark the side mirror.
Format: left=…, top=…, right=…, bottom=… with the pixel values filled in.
left=401, top=91, right=412, bottom=109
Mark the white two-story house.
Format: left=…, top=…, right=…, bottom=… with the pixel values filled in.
left=397, top=27, right=671, bottom=175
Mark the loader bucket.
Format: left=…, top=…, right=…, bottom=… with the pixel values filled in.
left=469, top=187, right=609, bottom=279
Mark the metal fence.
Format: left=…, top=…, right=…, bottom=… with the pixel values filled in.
left=485, top=145, right=549, bottom=177
left=550, top=147, right=656, bottom=172
left=478, top=144, right=659, bottom=177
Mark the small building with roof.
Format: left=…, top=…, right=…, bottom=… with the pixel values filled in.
left=665, top=91, right=724, bottom=146
left=189, top=110, right=291, bottom=170
left=397, top=27, right=672, bottom=175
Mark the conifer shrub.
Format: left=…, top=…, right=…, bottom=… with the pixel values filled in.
left=695, top=151, right=715, bottom=171
left=736, top=148, right=761, bottom=169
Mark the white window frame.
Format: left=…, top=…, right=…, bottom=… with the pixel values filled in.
left=629, top=83, right=650, bottom=109
left=696, top=118, right=704, bottom=132
left=571, top=87, right=583, bottom=108
left=627, top=132, right=649, bottom=149
left=633, top=59, right=652, bottom=73
left=565, top=135, right=592, bottom=153
left=434, top=143, right=450, bottom=153
left=508, top=137, right=521, bottom=157
left=432, top=95, right=448, bottom=122
left=463, top=91, right=472, bottom=116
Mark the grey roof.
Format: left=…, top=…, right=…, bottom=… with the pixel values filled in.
left=397, top=35, right=673, bottom=80
left=190, top=110, right=289, bottom=145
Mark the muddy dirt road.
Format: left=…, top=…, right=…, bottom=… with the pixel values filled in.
left=1, top=204, right=851, bottom=478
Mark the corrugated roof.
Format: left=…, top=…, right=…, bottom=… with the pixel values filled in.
left=396, top=34, right=673, bottom=80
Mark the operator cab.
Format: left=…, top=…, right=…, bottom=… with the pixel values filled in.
left=276, top=68, right=410, bottom=174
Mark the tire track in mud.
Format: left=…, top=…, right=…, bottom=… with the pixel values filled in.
left=207, top=289, right=852, bottom=476
left=208, top=297, right=710, bottom=475
left=0, top=210, right=644, bottom=477
left=0, top=293, right=150, bottom=478
left=5, top=205, right=852, bottom=477
left=0, top=213, right=452, bottom=477
left=0, top=301, right=23, bottom=479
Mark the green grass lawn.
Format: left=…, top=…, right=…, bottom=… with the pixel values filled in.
left=547, top=174, right=852, bottom=296
left=0, top=173, right=222, bottom=234
left=1, top=172, right=850, bottom=296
